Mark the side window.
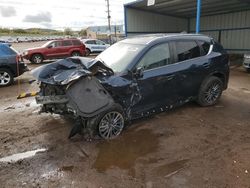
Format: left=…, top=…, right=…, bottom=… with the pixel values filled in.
left=198, top=41, right=211, bottom=55
left=175, top=41, right=201, bottom=62
left=55, top=41, right=62, bottom=47
left=72, top=40, right=81, bottom=45
left=50, top=41, right=61, bottom=48
left=96, top=40, right=105, bottom=45
left=62, top=40, right=72, bottom=46
left=86, top=40, right=96, bottom=44
left=137, top=43, right=171, bottom=70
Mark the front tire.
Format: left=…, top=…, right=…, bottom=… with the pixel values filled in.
left=93, top=104, right=125, bottom=139
left=197, top=76, right=223, bottom=107
left=0, top=68, right=14, bottom=87
left=31, top=54, right=43, bottom=64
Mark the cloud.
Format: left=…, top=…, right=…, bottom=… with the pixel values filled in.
left=0, top=0, right=135, bottom=29
left=0, top=6, right=16, bottom=17
left=23, top=12, right=52, bottom=23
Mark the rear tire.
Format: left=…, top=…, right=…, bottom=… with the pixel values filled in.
left=71, top=51, right=81, bottom=57
left=197, top=76, right=223, bottom=107
left=31, top=54, right=43, bottom=64
left=0, top=68, right=14, bottom=87
left=85, top=49, right=91, bottom=56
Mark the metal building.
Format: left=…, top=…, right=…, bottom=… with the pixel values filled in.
left=124, top=0, right=250, bottom=53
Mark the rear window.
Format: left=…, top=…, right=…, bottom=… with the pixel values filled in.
left=72, top=40, right=82, bottom=45
left=198, top=41, right=211, bottom=55
left=62, top=40, right=72, bottom=46
left=175, top=41, right=201, bottom=62
left=0, top=45, right=17, bottom=56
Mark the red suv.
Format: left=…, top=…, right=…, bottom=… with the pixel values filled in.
left=23, top=39, right=86, bottom=64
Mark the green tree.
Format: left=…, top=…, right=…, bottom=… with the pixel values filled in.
left=12, top=29, right=27, bottom=34
left=0, top=28, right=10, bottom=34
left=79, top=29, right=87, bottom=36
left=64, top=28, right=73, bottom=36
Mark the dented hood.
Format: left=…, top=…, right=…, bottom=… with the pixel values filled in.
left=31, top=57, right=113, bottom=85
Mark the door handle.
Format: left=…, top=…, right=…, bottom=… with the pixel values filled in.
left=203, top=63, right=210, bottom=68
left=156, top=75, right=174, bottom=82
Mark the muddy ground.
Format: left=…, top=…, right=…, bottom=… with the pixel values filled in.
left=0, top=42, right=250, bottom=188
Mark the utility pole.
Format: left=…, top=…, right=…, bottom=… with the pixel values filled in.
left=114, top=24, right=117, bottom=42
left=105, top=0, right=112, bottom=45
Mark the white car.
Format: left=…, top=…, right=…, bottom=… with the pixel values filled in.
left=243, top=54, right=250, bottom=72
left=82, top=39, right=110, bottom=56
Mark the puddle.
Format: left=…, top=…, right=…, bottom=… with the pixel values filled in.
left=0, top=148, right=47, bottom=163
left=155, top=159, right=189, bottom=177
left=93, top=129, right=159, bottom=175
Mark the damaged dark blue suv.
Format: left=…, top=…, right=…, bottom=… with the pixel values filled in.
left=32, top=34, right=229, bottom=139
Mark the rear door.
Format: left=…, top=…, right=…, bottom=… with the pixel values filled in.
left=61, top=40, right=73, bottom=57
left=172, top=40, right=211, bottom=99
left=95, top=40, right=108, bottom=52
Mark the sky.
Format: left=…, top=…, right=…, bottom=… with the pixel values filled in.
left=0, top=0, right=135, bottom=30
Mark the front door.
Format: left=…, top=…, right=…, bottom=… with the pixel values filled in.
left=46, top=41, right=63, bottom=59
left=131, top=42, right=180, bottom=116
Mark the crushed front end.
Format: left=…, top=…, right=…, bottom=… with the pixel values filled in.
left=32, top=57, right=128, bottom=138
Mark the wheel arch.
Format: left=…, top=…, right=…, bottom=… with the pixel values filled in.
left=0, top=66, right=15, bottom=77
left=86, top=48, right=91, bottom=52
left=210, top=71, right=227, bottom=89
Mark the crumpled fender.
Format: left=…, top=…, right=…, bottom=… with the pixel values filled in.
left=66, top=76, right=115, bottom=118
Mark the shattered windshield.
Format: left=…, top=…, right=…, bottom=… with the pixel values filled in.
left=96, top=42, right=144, bottom=73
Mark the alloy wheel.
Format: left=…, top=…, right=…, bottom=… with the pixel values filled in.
left=98, top=111, right=124, bottom=139
left=72, top=52, right=80, bottom=56
left=33, top=55, right=42, bottom=64
left=0, top=71, right=11, bottom=86
left=204, top=82, right=222, bottom=104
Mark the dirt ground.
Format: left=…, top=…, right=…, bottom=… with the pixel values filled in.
left=0, top=42, right=250, bottom=188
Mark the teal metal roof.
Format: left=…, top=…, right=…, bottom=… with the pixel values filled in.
left=125, top=0, right=250, bottom=18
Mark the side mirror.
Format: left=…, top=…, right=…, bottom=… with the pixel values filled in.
left=134, top=67, right=144, bottom=79
left=47, top=45, right=53, bottom=48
